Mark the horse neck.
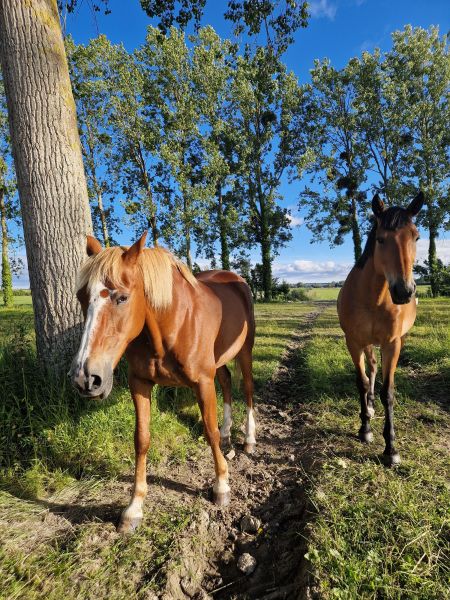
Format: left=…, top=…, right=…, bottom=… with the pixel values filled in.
left=143, top=268, right=193, bottom=353
left=360, top=257, right=390, bottom=307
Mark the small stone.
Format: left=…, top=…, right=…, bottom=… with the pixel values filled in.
left=237, top=553, right=257, bottom=575
left=240, top=514, right=261, bottom=534
left=180, top=576, right=199, bottom=597
left=289, top=454, right=295, bottom=462
left=226, top=449, right=236, bottom=460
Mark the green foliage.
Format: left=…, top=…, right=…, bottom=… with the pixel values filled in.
left=297, top=60, right=370, bottom=261
left=225, top=0, right=308, bottom=54
left=66, top=35, right=122, bottom=246
left=1, top=251, right=12, bottom=307
left=229, top=47, right=301, bottom=299
left=414, top=259, right=450, bottom=297
left=140, top=0, right=206, bottom=33
left=298, top=26, right=449, bottom=272
left=0, top=77, right=21, bottom=305
left=289, top=286, right=309, bottom=301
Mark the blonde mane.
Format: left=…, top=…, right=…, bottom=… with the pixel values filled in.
left=76, top=246, right=198, bottom=310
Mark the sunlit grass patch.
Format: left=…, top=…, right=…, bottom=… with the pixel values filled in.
left=300, top=302, right=450, bottom=599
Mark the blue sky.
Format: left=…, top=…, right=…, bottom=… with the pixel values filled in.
left=12, top=0, right=450, bottom=286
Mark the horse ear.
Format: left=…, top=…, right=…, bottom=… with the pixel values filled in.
left=406, top=191, right=425, bottom=217
left=86, top=235, right=102, bottom=257
left=122, top=231, right=148, bottom=265
left=372, top=194, right=385, bottom=218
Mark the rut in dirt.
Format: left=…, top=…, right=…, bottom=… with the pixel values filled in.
left=166, top=305, right=329, bottom=600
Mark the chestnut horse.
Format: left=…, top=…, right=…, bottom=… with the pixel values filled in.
left=69, top=232, right=256, bottom=533
left=337, top=192, right=424, bottom=465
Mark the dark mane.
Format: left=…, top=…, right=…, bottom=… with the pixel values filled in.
left=356, top=207, right=413, bottom=269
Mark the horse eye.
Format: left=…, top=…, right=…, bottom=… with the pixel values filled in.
left=116, top=295, right=128, bottom=305
left=376, top=237, right=384, bottom=244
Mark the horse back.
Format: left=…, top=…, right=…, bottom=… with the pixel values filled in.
left=196, top=270, right=255, bottom=365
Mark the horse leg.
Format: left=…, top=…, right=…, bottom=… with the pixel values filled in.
left=346, top=339, right=373, bottom=443
left=217, top=365, right=232, bottom=447
left=195, top=378, right=230, bottom=506
left=364, top=345, right=377, bottom=418
left=237, top=344, right=256, bottom=454
left=380, top=338, right=402, bottom=466
left=118, top=375, right=152, bottom=533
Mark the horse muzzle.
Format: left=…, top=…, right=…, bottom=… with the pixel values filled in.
left=389, top=279, right=416, bottom=305
left=69, top=361, right=114, bottom=400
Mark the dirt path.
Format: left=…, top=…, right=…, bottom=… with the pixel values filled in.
left=159, top=307, right=327, bottom=600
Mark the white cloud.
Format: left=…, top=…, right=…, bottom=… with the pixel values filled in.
left=273, top=258, right=352, bottom=283
left=416, top=238, right=450, bottom=265
left=309, top=0, right=337, bottom=20
left=288, top=214, right=304, bottom=227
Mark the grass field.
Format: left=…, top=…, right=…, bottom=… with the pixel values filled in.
left=0, top=298, right=449, bottom=598
left=304, top=284, right=431, bottom=301
left=299, top=299, right=450, bottom=598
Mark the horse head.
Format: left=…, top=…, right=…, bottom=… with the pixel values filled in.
left=372, top=192, right=424, bottom=305
left=69, top=232, right=147, bottom=399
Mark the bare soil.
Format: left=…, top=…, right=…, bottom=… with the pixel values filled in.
left=159, top=308, right=326, bottom=600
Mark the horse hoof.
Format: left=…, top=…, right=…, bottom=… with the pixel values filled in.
left=383, top=452, right=401, bottom=467
left=117, top=516, right=142, bottom=534
left=220, top=435, right=231, bottom=448
left=243, top=442, right=256, bottom=454
left=213, top=490, right=231, bottom=507
left=358, top=430, right=373, bottom=444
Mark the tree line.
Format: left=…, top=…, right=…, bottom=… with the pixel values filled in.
left=0, top=0, right=448, bottom=367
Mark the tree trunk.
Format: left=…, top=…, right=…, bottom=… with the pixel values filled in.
left=428, top=222, right=438, bottom=298
left=0, top=0, right=92, bottom=368
left=182, top=194, right=192, bottom=270
left=96, top=190, right=110, bottom=247
left=0, top=189, right=13, bottom=307
left=260, top=199, right=272, bottom=301
left=351, top=197, right=362, bottom=262
left=217, top=185, right=230, bottom=270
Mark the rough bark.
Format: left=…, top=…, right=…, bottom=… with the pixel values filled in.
left=0, top=188, right=13, bottom=307
left=428, top=221, right=438, bottom=298
left=351, top=196, right=362, bottom=262
left=217, top=185, right=230, bottom=271
left=260, top=199, right=272, bottom=302
left=0, top=0, right=92, bottom=367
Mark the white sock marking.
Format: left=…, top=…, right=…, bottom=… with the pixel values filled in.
left=220, top=403, right=232, bottom=439
left=245, top=407, right=256, bottom=445
left=213, top=477, right=230, bottom=495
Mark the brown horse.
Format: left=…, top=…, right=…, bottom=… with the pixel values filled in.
left=69, top=232, right=256, bottom=533
left=337, top=192, right=424, bottom=465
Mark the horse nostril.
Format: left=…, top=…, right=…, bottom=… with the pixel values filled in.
left=92, top=374, right=102, bottom=390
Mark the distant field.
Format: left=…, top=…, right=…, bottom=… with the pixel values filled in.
left=0, top=285, right=433, bottom=306
left=304, top=284, right=430, bottom=301
left=0, top=294, right=32, bottom=306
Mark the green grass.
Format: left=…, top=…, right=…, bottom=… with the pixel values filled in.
left=298, top=299, right=450, bottom=599
left=1, top=298, right=448, bottom=598
left=0, top=301, right=314, bottom=599
left=303, top=284, right=431, bottom=301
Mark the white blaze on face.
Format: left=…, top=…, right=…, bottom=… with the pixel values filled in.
left=220, top=403, right=232, bottom=439
left=74, top=282, right=109, bottom=372
left=245, top=407, right=256, bottom=445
